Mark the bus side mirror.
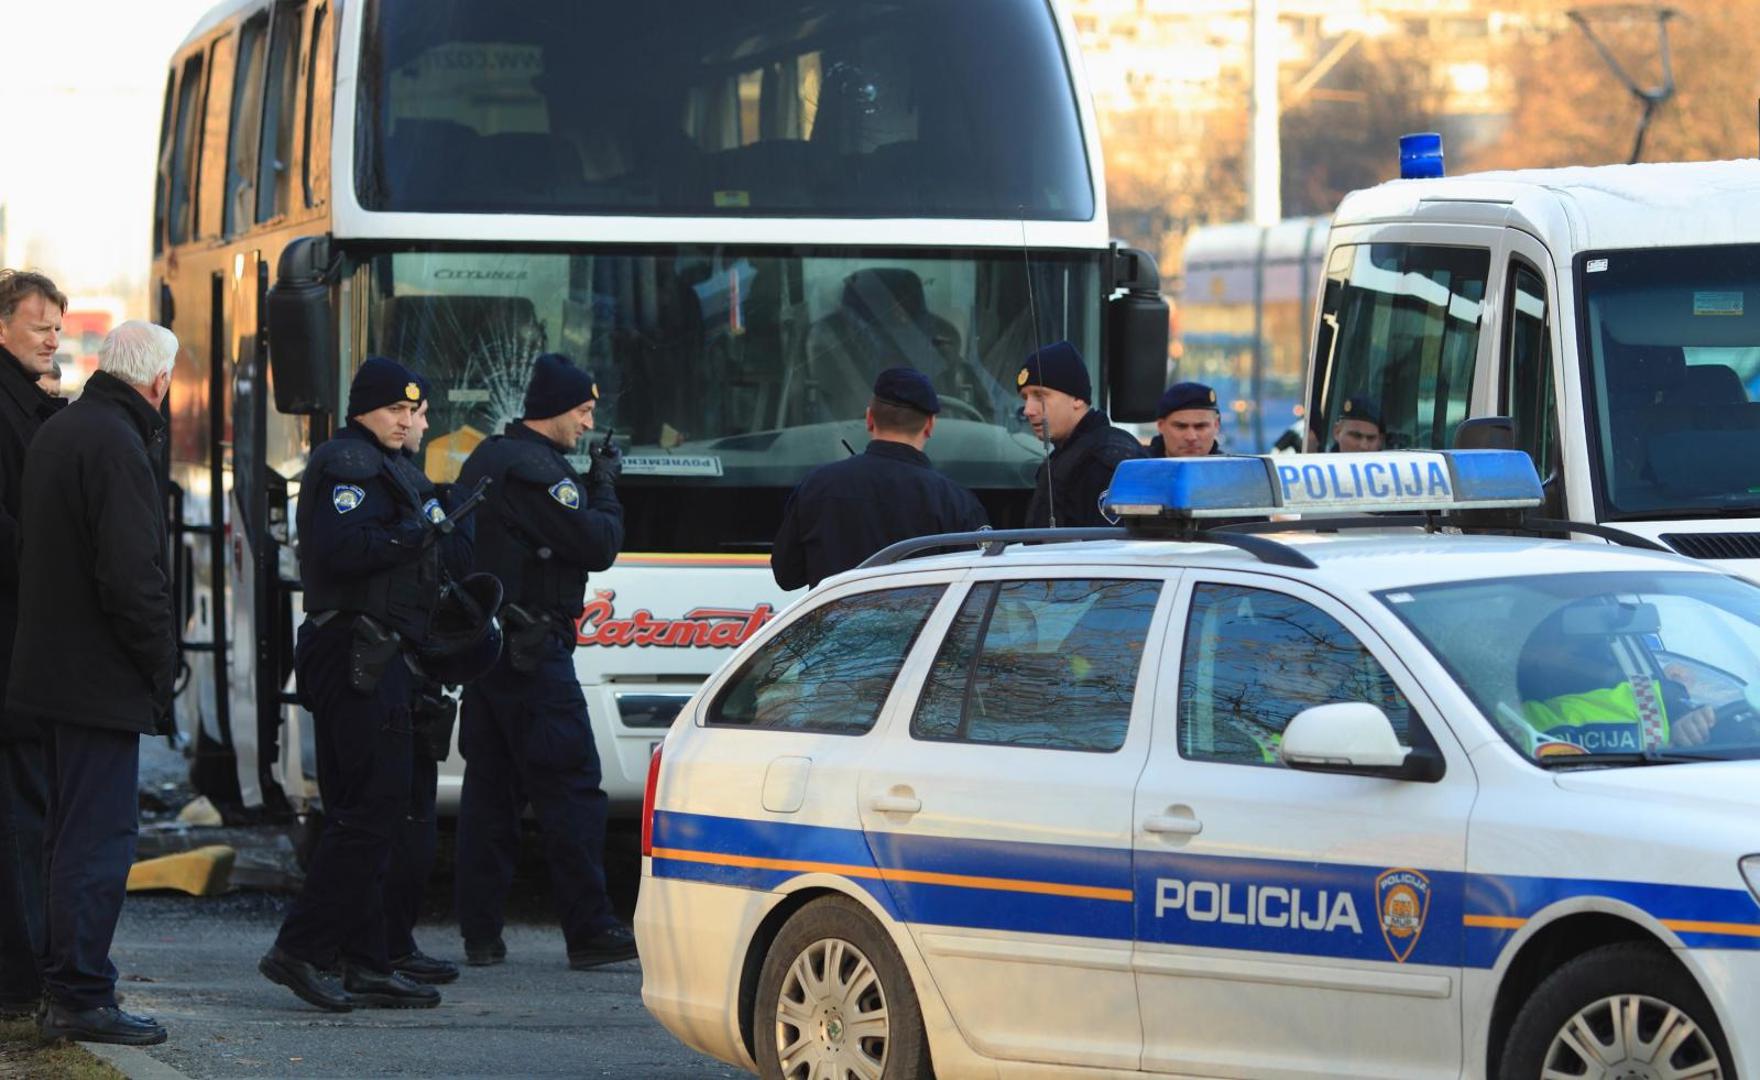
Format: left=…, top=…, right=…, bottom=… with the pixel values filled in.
left=266, top=235, right=338, bottom=416
left=1106, top=244, right=1169, bottom=423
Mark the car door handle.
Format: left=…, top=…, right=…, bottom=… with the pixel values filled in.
left=1142, top=814, right=1203, bottom=836
left=869, top=793, right=923, bottom=814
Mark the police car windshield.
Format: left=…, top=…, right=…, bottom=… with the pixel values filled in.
left=354, top=0, right=1092, bottom=219
left=1581, top=244, right=1760, bottom=518
left=1380, top=570, right=1760, bottom=766
left=360, top=248, right=1101, bottom=551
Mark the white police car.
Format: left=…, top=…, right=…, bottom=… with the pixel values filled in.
left=635, top=450, right=1760, bottom=1080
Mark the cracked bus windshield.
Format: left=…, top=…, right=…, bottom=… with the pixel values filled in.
left=361, top=250, right=1100, bottom=551
left=1583, top=244, right=1760, bottom=518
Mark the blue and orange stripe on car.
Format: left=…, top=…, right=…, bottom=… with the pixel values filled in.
left=650, top=811, right=1760, bottom=968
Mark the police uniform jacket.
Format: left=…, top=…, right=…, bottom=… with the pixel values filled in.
left=393, top=449, right=474, bottom=582
left=4, top=371, right=174, bottom=737
left=772, top=439, right=988, bottom=590
left=1025, top=409, right=1146, bottom=528
left=0, top=345, right=62, bottom=717
left=298, top=423, right=441, bottom=643
left=456, top=422, right=622, bottom=625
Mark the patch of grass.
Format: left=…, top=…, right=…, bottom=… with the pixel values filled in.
left=0, top=1017, right=127, bottom=1080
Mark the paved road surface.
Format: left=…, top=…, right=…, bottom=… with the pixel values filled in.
left=109, top=891, right=745, bottom=1079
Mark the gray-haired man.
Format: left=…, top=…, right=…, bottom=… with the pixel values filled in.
left=7, top=321, right=179, bottom=1046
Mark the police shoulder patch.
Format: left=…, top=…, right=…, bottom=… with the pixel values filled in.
left=333, top=484, right=367, bottom=514
left=422, top=497, right=445, bottom=523
left=548, top=479, right=581, bottom=509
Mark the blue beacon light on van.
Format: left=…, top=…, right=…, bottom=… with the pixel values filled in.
left=1104, top=450, right=1542, bottom=521
left=1399, top=132, right=1445, bottom=179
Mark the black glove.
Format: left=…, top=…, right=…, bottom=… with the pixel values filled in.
left=587, top=435, right=623, bottom=488
left=389, top=514, right=432, bottom=552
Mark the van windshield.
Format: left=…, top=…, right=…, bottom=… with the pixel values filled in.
left=1582, top=245, right=1760, bottom=518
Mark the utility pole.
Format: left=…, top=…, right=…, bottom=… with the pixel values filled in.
left=1250, top=0, right=1281, bottom=226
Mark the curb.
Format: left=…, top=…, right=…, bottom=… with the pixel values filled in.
left=83, top=1042, right=195, bottom=1080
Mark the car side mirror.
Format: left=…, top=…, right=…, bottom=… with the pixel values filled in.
left=1279, top=702, right=1442, bottom=781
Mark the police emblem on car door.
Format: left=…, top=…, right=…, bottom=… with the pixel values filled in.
left=1376, top=867, right=1432, bottom=963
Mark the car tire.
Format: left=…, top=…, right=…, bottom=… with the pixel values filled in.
left=1499, top=941, right=1733, bottom=1080
left=754, top=895, right=932, bottom=1080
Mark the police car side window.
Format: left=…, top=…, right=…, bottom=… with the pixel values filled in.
left=912, top=578, right=1161, bottom=752
left=1179, top=584, right=1415, bottom=767
left=707, top=585, right=945, bottom=734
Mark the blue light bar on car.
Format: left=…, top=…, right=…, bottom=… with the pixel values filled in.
left=1104, top=450, right=1542, bottom=520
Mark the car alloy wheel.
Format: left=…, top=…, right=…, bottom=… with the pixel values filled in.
left=1539, top=993, right=1722, bottom=1080
left=773, top=936, right=889, bottom=1079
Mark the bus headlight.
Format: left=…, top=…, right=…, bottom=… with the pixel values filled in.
left=1743, top=855, right=1760, bottom=906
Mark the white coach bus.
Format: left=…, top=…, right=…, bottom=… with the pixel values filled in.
left=152, top=0, right=1168, bottom=818
left=1305, top=152, right=1760, bottom=563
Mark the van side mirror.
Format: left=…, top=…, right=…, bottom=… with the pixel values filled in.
left=1279, top=702, right=1443, bottom=781
left=266, top=235, right=338, bottom=416
left=1105, top=243, right=1169, bottom=423
left=1453, top=415, right=1515, bottom=451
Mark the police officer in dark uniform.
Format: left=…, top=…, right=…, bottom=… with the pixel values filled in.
left=1148, top=382, right=1223, bottom=457
left=260, top=356, right=446, bottom=1013
left=1330, top=396, right=1386, bottom=452
left=772, top=368, right=988, bottom=590
left=381, top=377, right=470, bottom=987
left=1017, top=341, right=1145, bottom=527
left=453, top=353, right=634, bottom=970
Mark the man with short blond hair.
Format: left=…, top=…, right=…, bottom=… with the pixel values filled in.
left=0, top=268, right=68, bottom=1020
left=8, top=321, right=179, bottom=1046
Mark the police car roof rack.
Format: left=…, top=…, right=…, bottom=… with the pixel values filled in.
left=858, top=526, right=1318, bottom=571
left=1211, top=512, right=1669, bottom=552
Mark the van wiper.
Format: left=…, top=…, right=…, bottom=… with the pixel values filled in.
left=1537, top=749, right=1722, bottom=768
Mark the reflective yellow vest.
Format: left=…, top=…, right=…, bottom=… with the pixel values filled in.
left=1522, top=680, right=1669, bottom=753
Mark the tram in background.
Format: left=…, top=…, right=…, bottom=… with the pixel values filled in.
left=1177, top=216, right=1326, bottom=453
left=151, top=0, right=1168, bottom=818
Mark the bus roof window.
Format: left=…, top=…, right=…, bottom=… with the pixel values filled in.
left=354, top=0, right=1093, bottom=220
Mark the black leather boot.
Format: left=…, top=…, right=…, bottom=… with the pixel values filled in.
left=341, top=965, right=441, bottom=1008
left=38, top=1002, right=168, bottom=1046
left=391, top=949, right=460, bottom=985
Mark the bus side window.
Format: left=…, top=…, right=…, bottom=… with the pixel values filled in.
left=303, top=2, right=332, bottom=209
left=154, top=70, right=176, bottom=254
left=167, top=53, right=206, bottom=247
left=196, top=32, right=239, bottom=242
left=257, top=2, right=304, bottom=224
left=1311, top=243, right=1489, bottom=452
left=1503, top=261, right=1558, bottom=486
left=224, top=14, right=270, bottom=237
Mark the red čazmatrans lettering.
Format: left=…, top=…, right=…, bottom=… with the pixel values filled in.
left=575, top=590, right=774, bottom=649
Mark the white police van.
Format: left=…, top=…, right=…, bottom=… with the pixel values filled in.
left=1304, top=141, right=1760, bottom=575
left=635, top=450, right=1760, bottom=1080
